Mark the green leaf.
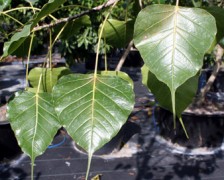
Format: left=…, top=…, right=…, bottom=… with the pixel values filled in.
left=141, top=65, right=199, bottom=117
left=53, top=73, right=135, bottom=154
left=134, top=5, right=216, bottom=92
left=99, top=70, right=134, bottom=88
left=2, top=24, right=32, bottom=59
left=0, top=0, right=11, bottom=11
left=7, top=90, right=60, bottom=160
left=205, top=7, right=224, bottom=45
left=11, top=36, right=37, bottom=57
left=134, top=4, right=216, bottom=123
left=32, top=0, right=66, bottom=26
left=55, top=15, right=91, bottom=40
left=28, top=67, right=71, bottom=93
left=101, top=19, right=134, bottom=48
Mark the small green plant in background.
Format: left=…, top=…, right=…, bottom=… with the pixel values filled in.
left=0, top=0, right=224, bottom=180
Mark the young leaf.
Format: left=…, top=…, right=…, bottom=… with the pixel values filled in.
left=101, top=19, right=134, bottom=48
left=7, top=90, right=60, bottom=166
left=53, top=73, right=135, bottom=154
left=28, top=67, right=71, bottom=93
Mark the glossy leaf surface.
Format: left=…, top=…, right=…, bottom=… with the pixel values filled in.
left=142, top=65, right=199, bottom=117
left=99, top=71, right=133, bottom=88
left=7, top=91, right=60, bottom=160
left=53, top=73, right=135, bottom=154
left=28, top=67, right=71, bottom=92
left=134, top=5, right=216, bottom=91
left=101, top=19, right=134, bottom=48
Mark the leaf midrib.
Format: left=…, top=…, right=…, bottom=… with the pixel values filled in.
left=171, top=6, right=179, bottom=91
left=90, top=76, right=96, bottom=153
left=31, top=93, right=39, bottom=159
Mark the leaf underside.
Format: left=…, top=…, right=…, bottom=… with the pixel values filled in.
left=141, top=65, right=199, bottom=117
left=101, top=19, right=134, bottom=48
left=53, top=73, right=135, bottom=154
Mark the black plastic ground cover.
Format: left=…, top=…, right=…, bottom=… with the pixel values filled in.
left=1, top=107, right=224, bottom=180
left=1, top=66, right=224, bottom=180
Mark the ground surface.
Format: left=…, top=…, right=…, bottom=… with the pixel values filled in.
left=1, top=61, right=224, bottom=180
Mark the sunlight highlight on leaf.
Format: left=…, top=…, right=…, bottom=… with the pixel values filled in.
left=53, top=73, right=135, bottom=154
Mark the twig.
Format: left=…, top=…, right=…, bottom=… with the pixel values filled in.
left=33, top=0, right=119, bottom=32
left=115, top=40, right=134, bottom=71
left=199, top=44, right=224, bottom=103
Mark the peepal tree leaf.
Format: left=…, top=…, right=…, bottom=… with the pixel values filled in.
left=7, top=91, right=61, bottom=160
left=101, top=19, right=134, bottom=48
left=141, top=65, right=199, bottom=117
left=134, top=4, right=216, bottom=121
left=134, top=5, right=216, bottom=91
left=53, top=73, right=135, bottom=154
left=28, top=67, right=71, bottom=92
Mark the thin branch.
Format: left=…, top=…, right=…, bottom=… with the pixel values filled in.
left=198, top=44, right=224, bottom=104
left=33, top=0, right=119, bottom=32
left=115, top=40, right=134, bottom=71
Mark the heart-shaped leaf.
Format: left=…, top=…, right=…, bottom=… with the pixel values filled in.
left=141, top=65, right=199, bottom=117
left=7, top=90, right=60, bottom=160
left=28, top=67, right=71, bottom=92
left=134, top=4, right=216, bottom=121
left=134, top=5, right=216, bottom=91
left=101, top=19, right=134, bottom=48
left=53, top=73, right=135, bottom=154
